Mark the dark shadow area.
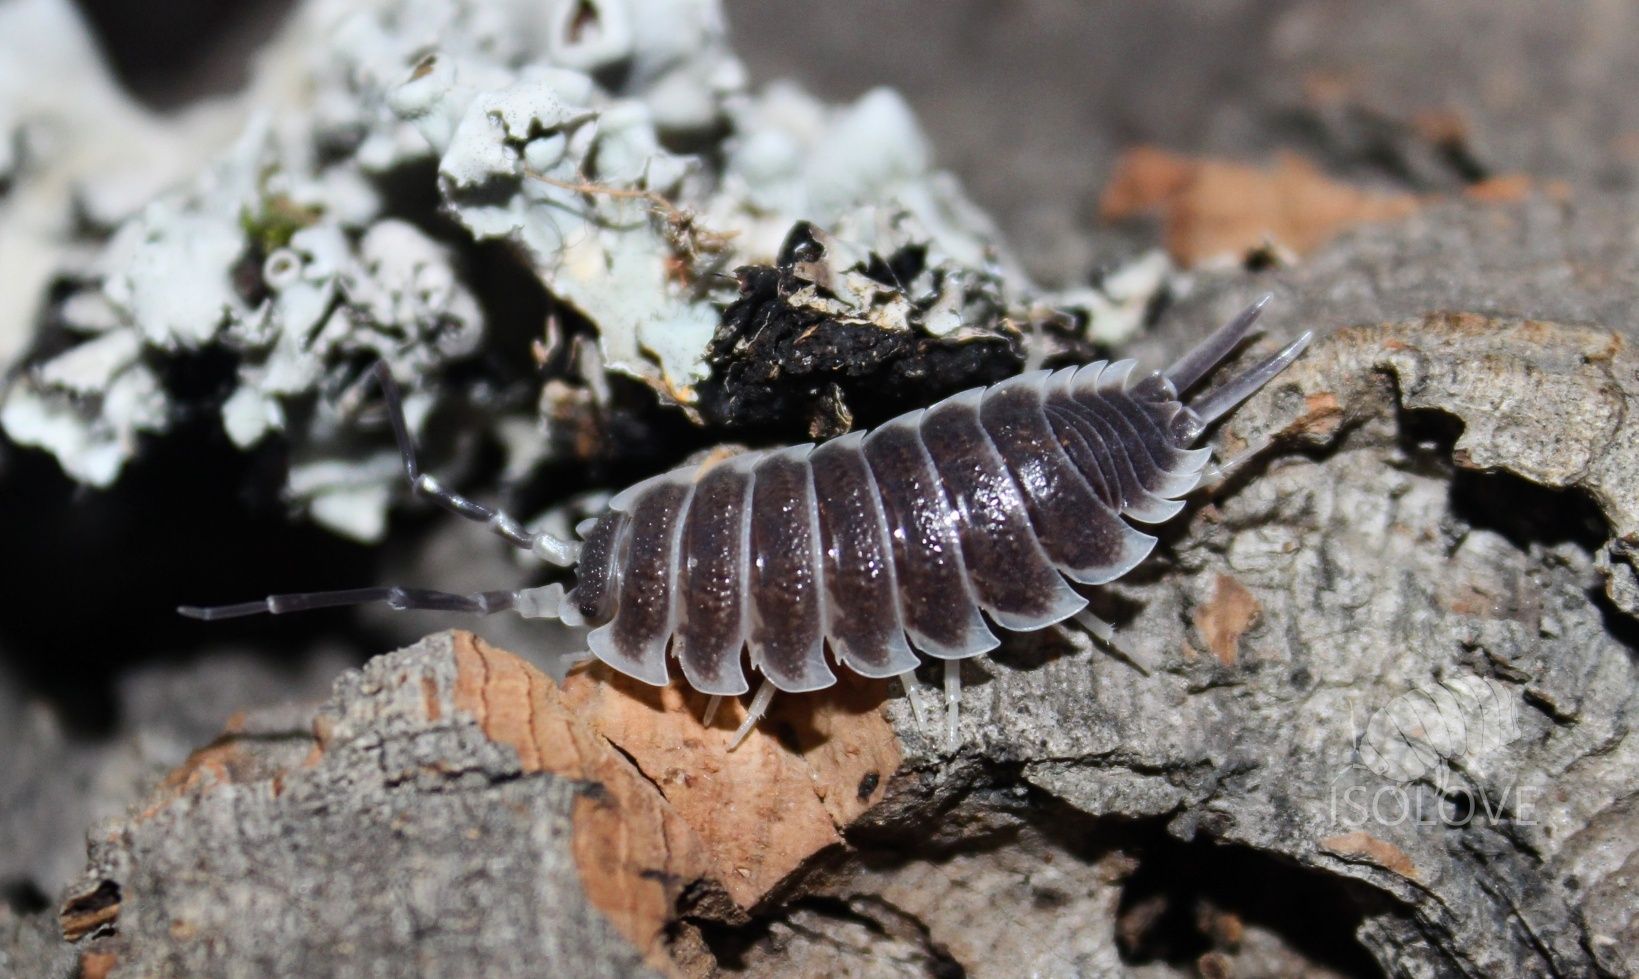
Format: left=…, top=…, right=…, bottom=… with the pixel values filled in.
left=1392, top=403, right=1607, bottom=553
left=1113, top=830, right=1385, bottom=976
left=0, top=424, right=383, bottom=736
left=71, top=0, right=298, bottom=109
left=1, top=880, right=50, bottom=916
left=1447, top=467, right=1608, bottom=554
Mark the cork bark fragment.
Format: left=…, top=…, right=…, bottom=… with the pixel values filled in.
left=446, top=632, right=898, bottom=914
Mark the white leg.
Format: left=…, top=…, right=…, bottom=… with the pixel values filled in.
left=702, top=694, right=723, bottom=728
left=944, top=660, right=961, bottom=750
left=1072, top=609, right=1153, bottom=676
left=1073, top=607, right=1117, bottom=644
left=897, top=670, right=932, bottom=734
left=728, top=680, right=776, bottom=751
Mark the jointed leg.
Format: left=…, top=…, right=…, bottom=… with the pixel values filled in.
left=897, top=669, right=932, bottom=735
left=728, top=679, right=775, bottom=751
left=944, top=660, right=961, bottom=750
left=370, top=362, right=579, bottom=566
left=1071, top=608, right=1154, bottom=675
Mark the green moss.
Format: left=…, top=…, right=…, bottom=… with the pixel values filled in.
left=240, top=194, right=324, bottom=255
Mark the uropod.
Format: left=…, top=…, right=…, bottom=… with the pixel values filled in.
left=183, top=297, right=1310, bottom=749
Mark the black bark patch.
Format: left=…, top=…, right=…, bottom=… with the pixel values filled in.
left=697, top=222, right=1022, bottom=440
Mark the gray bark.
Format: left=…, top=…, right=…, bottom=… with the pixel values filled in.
left=60, top=633, right=653, bottom=978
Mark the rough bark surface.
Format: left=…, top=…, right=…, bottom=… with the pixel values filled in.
left=61, top=634, right=655, bottom=978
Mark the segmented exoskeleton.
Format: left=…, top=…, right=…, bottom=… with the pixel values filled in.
left=183, top=297, right=1309, bottom=749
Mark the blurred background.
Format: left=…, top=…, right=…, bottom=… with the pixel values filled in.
left=63, top=0, right=1639, bottom=282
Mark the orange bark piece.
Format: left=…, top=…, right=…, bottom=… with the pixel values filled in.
left=134, top=741, right=253, bottom=823
left=559, top=667, right=899, bottom=904
left=1320, top=831, right=1421, bottom=881
left=445, top=633, right=900, bottom=960
left=1463, top=174, right=1534, bottom=203
left=1192, top=574, right=1262, bottom=667
left=79, top=952, right=119, bottom=979
left=1100, top=147, right=1419, bottom=266
left=447, top=633, right=708, bottom=965
left=1296, top=391, right=1345, bottom=440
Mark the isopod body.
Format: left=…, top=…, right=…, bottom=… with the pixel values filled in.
left=563, top=297, right=1308, bottom=730
left=183, top=298, right=1310, bottom=748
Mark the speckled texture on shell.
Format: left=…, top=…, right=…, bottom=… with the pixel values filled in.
left=571, top=359, right=1239, bottom=693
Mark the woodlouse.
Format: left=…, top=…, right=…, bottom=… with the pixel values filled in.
left=183, top=297, right=1310, bottom=748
